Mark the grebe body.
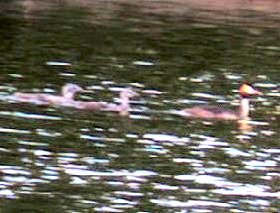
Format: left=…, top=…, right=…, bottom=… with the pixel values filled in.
left=180, top=84, right=262, bottom=120
left=181, top=106, right=238, bottom=120
left=71, top=101, right=108, bottom=110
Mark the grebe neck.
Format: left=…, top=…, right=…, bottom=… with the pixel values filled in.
left=64, top=92, right=74, bottom=99
left=119, top=95, right=130, bottom=111
left=239, top=97, right=250, bottom=119
left=61, top=84, right=83, bottom=99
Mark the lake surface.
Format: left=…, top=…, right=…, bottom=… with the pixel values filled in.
left=0, top=1, right=279, bottom=212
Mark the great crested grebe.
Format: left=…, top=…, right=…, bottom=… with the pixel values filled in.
left=12, top=83, right=83, bottom=105
left=179, top=83, right=262, bottom=120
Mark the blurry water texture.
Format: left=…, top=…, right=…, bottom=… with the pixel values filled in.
left=0, top=1, right=279, bottom=212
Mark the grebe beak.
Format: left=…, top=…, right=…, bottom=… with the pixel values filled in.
left=77, top=87, right=84, bottom=92
left=255, top=90, right=263, bottom=95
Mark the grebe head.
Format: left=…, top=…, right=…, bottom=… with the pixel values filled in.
left=239, top=83, right=262, bottom=98
left=120, top=88, right=139, bottom=99
left=238, top=83, right=262, bottom=119
left=61, top=83, right=83, bottom=99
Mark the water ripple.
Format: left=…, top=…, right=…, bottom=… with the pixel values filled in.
left=0, top=127, right=30, bottom=134
left=0, top=111, right=61, bottom=120
left=64, top=167, right=157, bottom=178
left=213, top=186, right=280, bottom=198
left=151, top=198, right=231, bottom=208
left=243, top=160, right=277, bottom=170
left=175, top=175, right=241, bottom=187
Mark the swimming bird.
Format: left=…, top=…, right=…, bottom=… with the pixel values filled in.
left=179, top=83, right=262, bottom=120
left=11, top=83, right=83, bottom=105
left=102, top=88, right=139, bottom=116
left=64, top=88, right=138, bottom=116
left=66, top=88, right=138, bottom=115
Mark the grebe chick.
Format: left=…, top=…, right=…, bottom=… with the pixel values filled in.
left=12, top=83, right=83, bottom=105
left=102, top=88, right=139, bottom=116
left=179, top=83, right=262, bottom=120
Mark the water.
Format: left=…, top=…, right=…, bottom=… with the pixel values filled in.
left=0, top=1, right=279, bottom=212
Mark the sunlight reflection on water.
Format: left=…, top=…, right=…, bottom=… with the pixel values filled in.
left=0, top=111, right=61, bottom=120
left=0, top=1, right=279, bottom=212
left=151, top=198, right=232, bottom=208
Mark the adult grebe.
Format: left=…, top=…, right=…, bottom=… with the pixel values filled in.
left=179, top=83, right=262, bottom=120
left=12, top=83, right=83, bottom=105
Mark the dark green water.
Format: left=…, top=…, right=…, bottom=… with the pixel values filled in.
left=0, top=1, right=279, bottom=212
